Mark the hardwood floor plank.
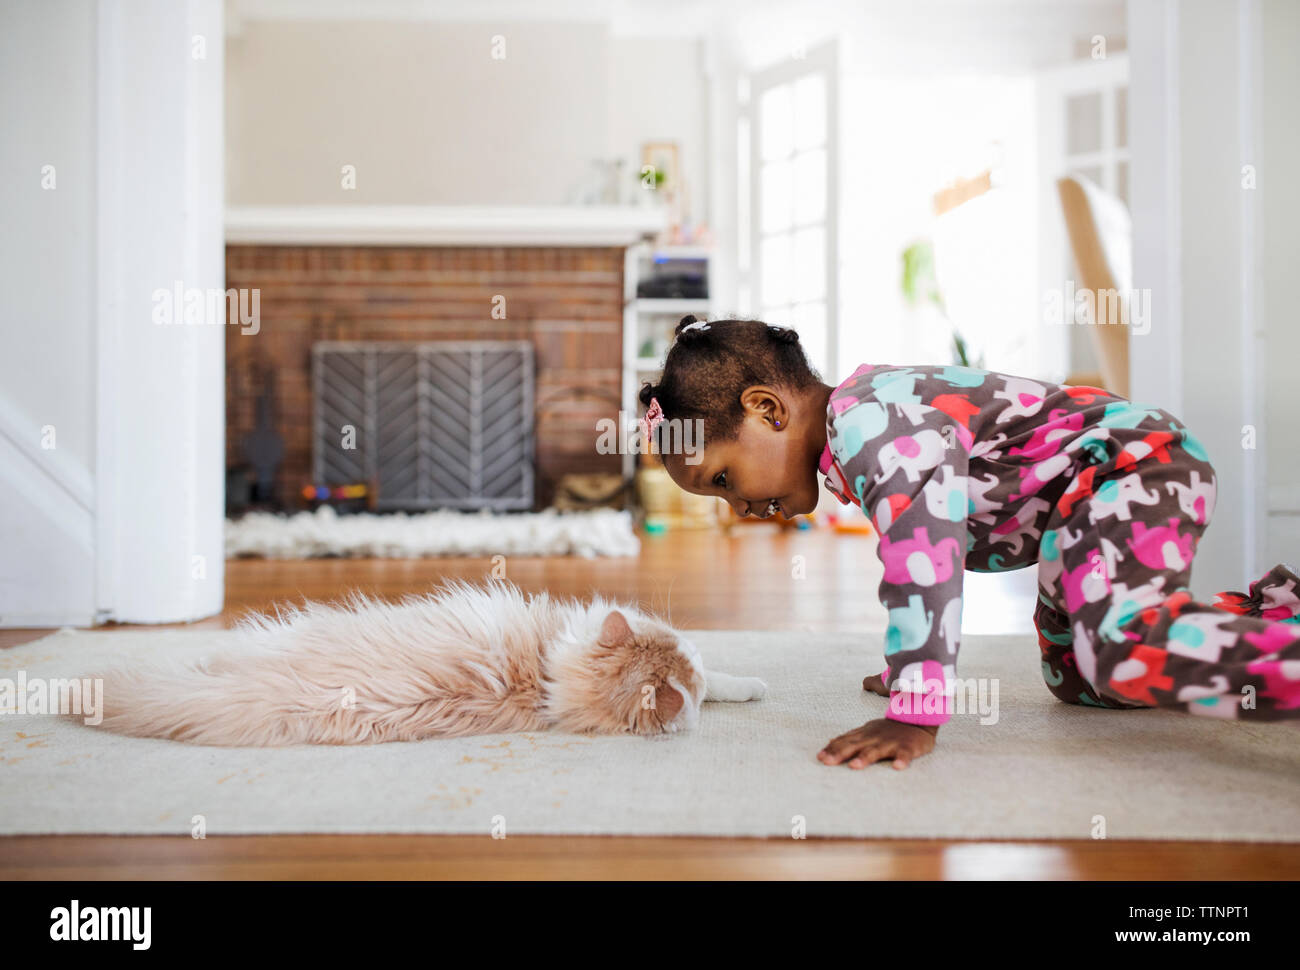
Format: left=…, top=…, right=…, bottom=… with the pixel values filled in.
left=1, top=835, right=1294, bottom=881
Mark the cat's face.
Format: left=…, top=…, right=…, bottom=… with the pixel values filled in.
left=546, top=607, right=707, bottom=736
left=598, top=609, right=707, bottom=735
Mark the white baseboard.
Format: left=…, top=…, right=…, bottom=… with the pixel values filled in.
left=1268, top=486, right=1300, bottom=514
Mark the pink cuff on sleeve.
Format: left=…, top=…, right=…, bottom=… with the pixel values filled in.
left=884, top=660, right=951, bottom=726
left=887, top=692, right=951, bottom=726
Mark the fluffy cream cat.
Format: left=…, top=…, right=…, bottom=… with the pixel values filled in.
left=79, top=578, right=766, bottom=746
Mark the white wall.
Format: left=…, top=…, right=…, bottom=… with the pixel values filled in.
left=0, top=0, right=97, bottom=470
left=226, top=17, right=712, bottom=224
left=608, top=35, right=710, bottom=225
left=0, top=0, right=226, bottom=627
left=228, top=20, right=601, bottom=205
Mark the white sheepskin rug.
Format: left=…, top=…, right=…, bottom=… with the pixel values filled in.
left=225, top=506, right=640, bottom=559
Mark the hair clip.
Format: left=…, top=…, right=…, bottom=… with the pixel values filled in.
left=680, top=320, right=710, bottom=334
left=641, top=396, right=665, bottom=440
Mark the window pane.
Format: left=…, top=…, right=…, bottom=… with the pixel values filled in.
left=1066, top=92, right=1102, bottom=155
left=792, top=226, right=825, bottom=301
left=1117, top=160, right=1129, bottom=208
left=761, top=158, right=793, bottom=233
left=792, top=148, right=826, bottom=224
left=760, top=84, right=793, bottom=161
left=792, top=301, right=827, bottom=376
left=761, top=304, right=792, bottom=327
left=760, top=235, right=793, bottom=307
left=793, top=73, right=826, bottom=150
left=1074, top=165, right=1103, bottom=189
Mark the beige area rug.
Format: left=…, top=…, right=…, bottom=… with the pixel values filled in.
left=2, top=627, right=1298, bottom=840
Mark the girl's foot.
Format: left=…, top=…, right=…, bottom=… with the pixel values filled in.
left=862, top=672, right=890, bottom=697
left=1215, top=563, right=1300, bottom=621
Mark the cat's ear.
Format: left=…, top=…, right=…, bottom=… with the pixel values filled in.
left=597, top=610, right=634, bottom=648
left=654, top=683, right=685, bottom=721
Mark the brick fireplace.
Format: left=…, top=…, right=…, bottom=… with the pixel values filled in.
left=224, top=244, right=627, bottom=511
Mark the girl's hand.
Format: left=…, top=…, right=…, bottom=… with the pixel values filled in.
left=817, top=718, right=939, bottom=770
left=862, top=673, right=890, bottom=697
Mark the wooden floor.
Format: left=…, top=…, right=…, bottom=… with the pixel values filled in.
left=3, top=526, right=1295, bottom=880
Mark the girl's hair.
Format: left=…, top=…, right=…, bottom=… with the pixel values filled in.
left=638, top=315, right=822, bottom=448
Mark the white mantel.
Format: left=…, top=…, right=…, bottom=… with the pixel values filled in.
left=225, top=205, right=668, bottom=247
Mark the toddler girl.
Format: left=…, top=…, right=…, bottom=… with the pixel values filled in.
left=642, top=315, right=1300, bottom=770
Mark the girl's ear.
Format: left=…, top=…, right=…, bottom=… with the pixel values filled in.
left=598, top=610, right=634, bottom=647
left=740, top=385, right=788, bottom=429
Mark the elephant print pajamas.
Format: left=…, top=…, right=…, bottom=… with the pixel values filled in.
left=819, top=362, right=1300, bottom=725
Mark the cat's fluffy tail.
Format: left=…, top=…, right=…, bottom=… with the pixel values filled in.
left=79, top=580, right=552, bottom=746
left=84, top=645, right=360, bottom=746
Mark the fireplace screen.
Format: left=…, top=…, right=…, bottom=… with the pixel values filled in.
left=312, top=341, right=535, bottom=510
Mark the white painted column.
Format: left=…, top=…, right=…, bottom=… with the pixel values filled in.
left=95, top=0, right=225, bottom=623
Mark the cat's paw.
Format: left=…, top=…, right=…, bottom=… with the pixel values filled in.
left=704, top=671, right=769, bottom=702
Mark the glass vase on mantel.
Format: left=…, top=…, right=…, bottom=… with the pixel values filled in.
left=570, top=158, right=632, bottom=206
left=601, top=158, right=627, bottom=205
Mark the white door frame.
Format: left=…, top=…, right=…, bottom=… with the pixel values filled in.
left=1127, top=0, right=1267, bottom=587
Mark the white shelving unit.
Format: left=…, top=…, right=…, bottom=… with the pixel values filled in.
left=621, top=243, right=716, bottom=480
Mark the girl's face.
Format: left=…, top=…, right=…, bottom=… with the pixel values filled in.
left=662, top=384, right=826, bottom=519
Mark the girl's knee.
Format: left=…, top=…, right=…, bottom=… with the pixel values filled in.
left=1043, top=668, right=1094, bottom=706
left=1042, top=649, right=1148, bottom=709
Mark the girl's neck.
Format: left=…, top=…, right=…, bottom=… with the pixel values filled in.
left=805, top=382, right=835, bottom=461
